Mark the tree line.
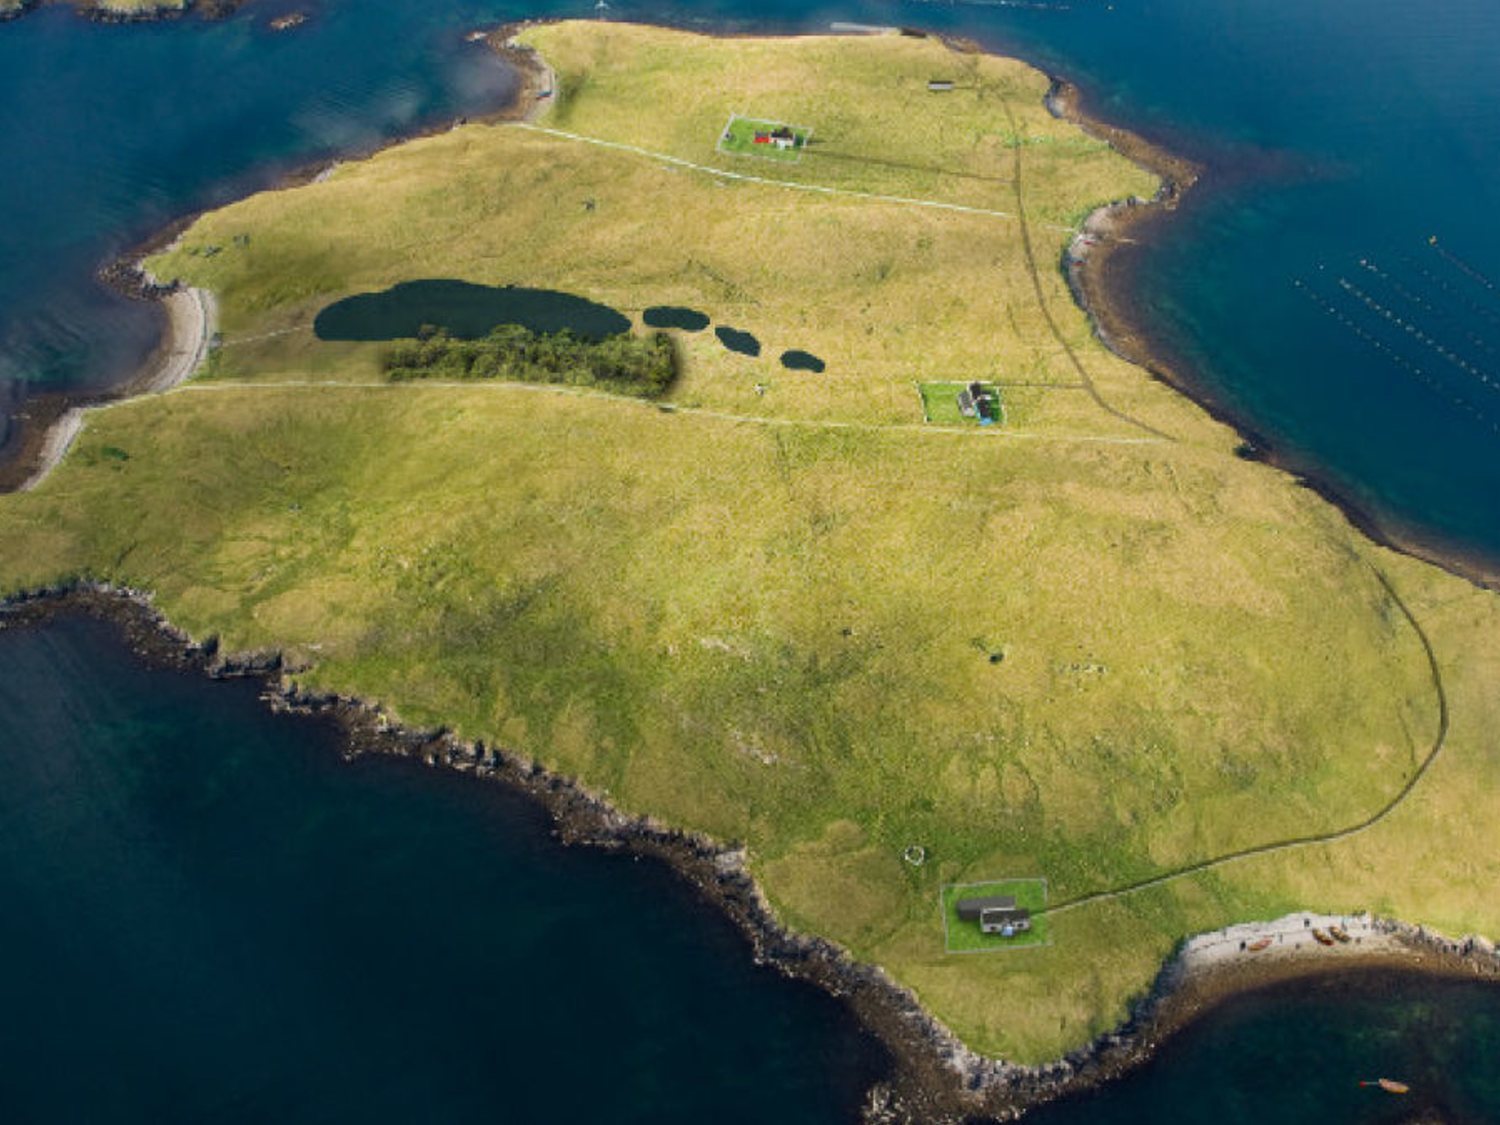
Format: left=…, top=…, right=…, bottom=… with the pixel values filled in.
left=384, top=324, right=677, bottom=398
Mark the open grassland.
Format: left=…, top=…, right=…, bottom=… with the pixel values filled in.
left=143, top=23, right=1176, bottom=440
left=5, top=23, right=1500, bottom=1064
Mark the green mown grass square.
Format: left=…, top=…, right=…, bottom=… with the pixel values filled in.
left=918, top=381, right=1005, bottom=426
left=716, top=114, right=812, bottom=163
left=941, top=879, right=1050, bottom=953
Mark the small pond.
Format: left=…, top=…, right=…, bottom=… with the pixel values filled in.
left=643, top=306, right=710, bottom=331
left=779, top=349, right=825, bottom=372
left=715, top=326, right=761, bottom=357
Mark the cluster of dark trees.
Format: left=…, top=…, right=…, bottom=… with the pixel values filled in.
left=384, top=324, right=677, bottom=398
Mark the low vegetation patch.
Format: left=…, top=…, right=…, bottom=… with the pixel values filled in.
left=383, top=325, right=677, bottom=398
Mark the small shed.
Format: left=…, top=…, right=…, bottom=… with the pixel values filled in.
left=956, top=380, right=997, bottom=423
left=928, top=79, right=955, bottom=93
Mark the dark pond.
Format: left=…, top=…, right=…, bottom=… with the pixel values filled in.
left=643, top=305, right=711, bottom=331
left=715, top=325, right=761, bottom=357
left=312, top=280, right=632, bottom=342
left=780, top=349, right=825, bottom=372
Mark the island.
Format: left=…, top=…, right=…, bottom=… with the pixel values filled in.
left=4, top=21, right=1499, bottom=1116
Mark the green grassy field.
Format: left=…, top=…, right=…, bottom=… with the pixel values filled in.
left=942, top=880, right=1050, bottom=952
left=717, top=114, right=812, bottom=162
left=4, top=23, right=1500, bottom=1066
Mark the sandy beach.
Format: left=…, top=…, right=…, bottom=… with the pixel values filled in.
left=129, top=286, right=217, bottom=395
left=9, top=285, right=215, bottom=493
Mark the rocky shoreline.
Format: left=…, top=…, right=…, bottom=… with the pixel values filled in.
left=5, top=583, right=1498, bottom=1123
left=1046, top=77, right=1500, bottom=593
left=7, top=22, right=1500, bottom=1121
left=0, top=24, right=547, bottom=497
left=0, top=0, right=246, bottom=25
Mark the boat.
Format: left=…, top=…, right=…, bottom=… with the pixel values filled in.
left=1247, top=937, right=1272, bottom=952
left=1360, top=1078, right=1410, bottom=1095
left=1329, top=924, right=1351, bottom=943
left=1312, top=928, right=1335, bottom=946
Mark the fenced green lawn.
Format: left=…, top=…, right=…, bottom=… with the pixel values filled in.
left=717, top=114, right=812, bottom=162
left=918, top=380, right=1005, bottom=425
left=942, top=880, right=1051, bottom=953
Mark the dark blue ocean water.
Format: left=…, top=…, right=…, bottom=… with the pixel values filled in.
left=6, top=613, right=1500, bottom=1121
left=4, top=0, right=1500, bottom=1120
left=0, top=614, right=888, bottom=1122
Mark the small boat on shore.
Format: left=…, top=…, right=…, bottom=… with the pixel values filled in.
left=1312, top=928, right=1336, bottom=946
left=1360, top=1078, right=1410, bottom=1094
left=1330, top=924, right=1351, bottom=943
left=1247, top=937, right=1272, bottom=952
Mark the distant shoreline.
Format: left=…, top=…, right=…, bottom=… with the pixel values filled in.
left=2, top=0, right=245, bottom=25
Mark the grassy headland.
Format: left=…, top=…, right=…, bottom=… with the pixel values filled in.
left=3, top=22, right=1499, bottom=1068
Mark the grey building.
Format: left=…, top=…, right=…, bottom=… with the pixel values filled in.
left=956, top=894, right=1032, bottom=935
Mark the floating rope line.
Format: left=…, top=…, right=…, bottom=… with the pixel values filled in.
left=1294, top=279, right=1500, bottom=436
left=1359, top=258, right=1497, bottom=358
left=1400, top=254, right=1500, bottom=331
left=1430, top=235, right=1500, bottom=300
left=1337, top=277, right=1500, bottom=395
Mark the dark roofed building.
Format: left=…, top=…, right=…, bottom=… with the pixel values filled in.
left=956, top=893, right=1032, bottom=936
left=956, top=894, right=1015, bottom=920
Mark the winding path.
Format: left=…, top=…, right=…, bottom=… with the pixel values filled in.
left=1044, top=563, right=1450, bottom=916
left=514, top=122, right=1072, bottom=231
left=1001, top=103, right=1176, bottom=442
